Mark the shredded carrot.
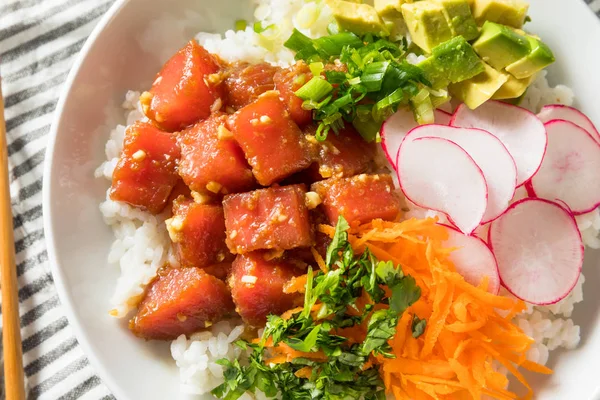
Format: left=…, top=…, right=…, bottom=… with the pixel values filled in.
left=295, top=366, right=313, bottom=378
left=283, top=275, right=308, bottom=294
left=317, top=218, right=552, bottom=400
left=311, top=247, right=328, bottom=272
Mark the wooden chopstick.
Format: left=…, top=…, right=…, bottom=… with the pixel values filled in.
left=0, top=78, right=26, bottom=399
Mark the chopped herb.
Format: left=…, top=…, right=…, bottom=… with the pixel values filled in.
left=411, top=315, right=427, bottom=338
left=284, top=29, right=431, bottom=142
left=254, top=21, right=275, bottom=34
left=234, top=19, right=248, bottom=31
left=213, top=217, right=424, bottom=400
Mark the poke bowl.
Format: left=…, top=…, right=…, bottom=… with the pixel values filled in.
left=43, top=0, right=600, bottom=399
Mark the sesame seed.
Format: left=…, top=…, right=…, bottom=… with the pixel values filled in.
left=241, top=275, right=258, bottom=284
left=250, top=118, right=259, bottom=126
left=153, top=76, right=163, bottom=85
left=206, top=181, right=223, bottom=194
left=277, top=214, right=288, bottom=222
left=260, top=115, right=272, bottom=124
left=155, top=113, right=165, bottom=123
left=217, top=124, right=233, bottom=140
left=132, top=150, right=146, bottom=161
left=305, top=192, right=322, bottom=209
left=211, top=98, right=223, bottom=113
left=177, top=313, right=187, bottom=322
left=191, top=191, right=211, bottom=204
left=230, top=230, right=238, bottom=239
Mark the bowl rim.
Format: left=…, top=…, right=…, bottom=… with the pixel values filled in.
left=42, top=0, right=131, bottom=398
left=41, top=0, right=600, bottom=399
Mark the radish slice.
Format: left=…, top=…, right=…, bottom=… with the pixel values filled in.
left=489, top=198, right=583, bottom=305
left=451, top=101, right=547, bottom=186
left=441, top=224, right=500, bottom=294
left=381, top=109, right=454, bottom=170
left=381, top=109, right=419, bottom=170
left=530, top=120, right=600, bottom=214
left=434, top=109, right=452, bottom=125
left=398, top=136, right=488, bottom=234
left=399, top=124, right=517, bottom=223
left=538, top=104, right=600, bottom=143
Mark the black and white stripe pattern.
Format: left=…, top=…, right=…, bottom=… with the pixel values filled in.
left=1, top=0, right=115, bottom=398
left=0, top=0, right=599, bottom=399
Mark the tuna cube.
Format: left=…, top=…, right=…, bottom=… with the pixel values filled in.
left=223, top=185, right=313, bottom=254
left=110, top=121, right=180, bottom=214
left=224, top=62, right=281, bottom=110
left=130, top=267, right=235, bottom=340
left=311, top=174, right=400, bottom=225
left=230, top=252, right=304, bottom=326
left=305, top=123, right=376, bottom=180
left=167, top=198, right=232, bottom=269
left=230, top=92, right=312, bottom=185
left=178, top=113, right=255, bottom=195
left=273, top=62, right=313, bottom=127
left=140, top=40, right=224, bottom=132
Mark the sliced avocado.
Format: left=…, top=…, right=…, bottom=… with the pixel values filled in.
left=401, top=1, right=454, bottom=53
left=375, top=0, right=408, bottom=19
left=472, top=21, right=530, bottom=70
left=433, top=0, right=480, bottom=41
left=449, top=61, right=509, bottom=109
left=492, top=73, right=536, bottom=99
left=472, top=0, right=529, bottom=28
left=505, top=35, right=555, bottom=79
left=327, top=0, right=389, bottom=36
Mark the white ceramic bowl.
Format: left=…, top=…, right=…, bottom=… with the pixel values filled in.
left=43, top=1, right=600, bottom=399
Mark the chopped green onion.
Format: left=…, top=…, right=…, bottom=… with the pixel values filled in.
left=411, top=87, right=434, bottom=125
left=295, top=76, right=333, bottom=101
left=284, top=29, right=314, bottom=52
left=361, top=61, right=389, bottom=92
left=327, top=22, right=340, bottom=35
left=309, top=62, right=325, bottom=77
left=234, top=19, right=247, bottom=31
left=324, top=70, right=346, bottom=84
left=313, top=32, right=363, bottom=58
left=253, top=21, right=274, bottom=34
left=347, top=76, right=361, bottom=85
left=353, top=117, right=382, bottom=143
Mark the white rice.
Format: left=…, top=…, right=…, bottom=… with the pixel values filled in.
left=95, top=0, right=598, bottom=396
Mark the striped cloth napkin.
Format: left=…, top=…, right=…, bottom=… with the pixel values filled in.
left=1, top=0, right=599, bottom=399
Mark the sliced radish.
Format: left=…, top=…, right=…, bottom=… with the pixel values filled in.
left=382, top=109, right=454, bottom=170
left=381, top=109, right=419, bottom=170
left=451, top=101, right=547, bottom=186
left=530, top=120, right=600, bottom=214
left=442, top=224, right=500, bottom=294
left=537, top=104, right=600, bottom=143
left=398, top=136, right=488, bottom=234
left=434, top=109, right=452, bottom=126
left=488, top=198, right=583, bottom=305
left=398, top=124, right=517, bottom=223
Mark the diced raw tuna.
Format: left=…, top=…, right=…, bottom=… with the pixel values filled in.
left=166, top=179, right=192, bottom=208
left=168, top=198, right=232, bottom=269
left=305, top=123, right=376, bottom=180
left=224, top=62, right=281, bottom=109
left=311, top=174, right=400, bottom=225
left=202, top=262, right=233, bottom=281
left=273, top=62, right=313, bottom=127
left=223, top=185, right=313, bottom=254
left=110, top=121, right=180, bottom=214
left=140, top=40, right=224, bottom=132
left=178, top=113, right=255, bottom=195
left=130, top=267, right=235, bottom=340
left=230, top=252, right=304, bottom=326
left=231, top=92, right=312, bottom=185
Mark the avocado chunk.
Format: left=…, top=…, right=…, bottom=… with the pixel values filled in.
left=375, top=0, right=408, bottom=19
left=472, top=21, right=530, bottom=70
left=433, top=0, right=480, bottom=41
left=492, top=73, right=536, bottom=99
left=505, top=35, right=555, bottom=79
left=472, top=0, right=529, bottom=28
left=419, top=36, right=485, bottom=89
left=449, top=61, right=509, bottom=109
left=401, top=2, right=454, bottom=53
left=327, top=0, right=389, bottom=36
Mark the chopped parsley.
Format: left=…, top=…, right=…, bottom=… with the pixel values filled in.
left=212, top=217, right=423, bottom=400
left=283, top=29, right=433, bottom=142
